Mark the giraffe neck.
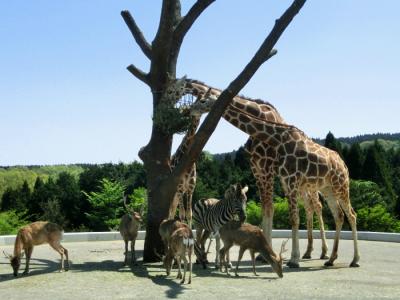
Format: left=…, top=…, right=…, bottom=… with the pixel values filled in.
left=187, top=79, right=305, bottom=144
left=171, top=116, right=200, bottom=168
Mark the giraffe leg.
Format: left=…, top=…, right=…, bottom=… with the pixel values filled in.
left=302, top=192, right=314, bottom=259
left=338, top=190, right=360, bottom=267
left=313, top=192, right=329, bottom=259
left=186, top=167, right=196, bottom=230
left=250, top=155, right=275, bottom=247
left=287, top=191, right=300, bottom=268
left=177, top=192, right=186, bottom=223
left=323, top=192, right=344, bottom=267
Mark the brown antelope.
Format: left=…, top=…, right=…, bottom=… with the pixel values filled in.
left=163, top=226, right=194, bottom=284
left=219, top=221, right=287, bottom=278
left=159, top=218, right=207, bottom=269
left=4, top=221, right=68, bottom=277
left=119, top=195, right=143, bottom=265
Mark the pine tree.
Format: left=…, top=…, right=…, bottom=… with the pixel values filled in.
left=324, top=131, right=343, bottom=158
left=28, top=177, right=45, bottom=219
left=362, top=141, right=397, bottom=211
left=56, top=172, right=82, bottom=229
left=346, top=143, right=364, bottom=179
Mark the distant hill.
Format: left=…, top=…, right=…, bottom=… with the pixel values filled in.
left=0, top=165, right=84, bottom=199
left=314, top=132, right=400, bottom=148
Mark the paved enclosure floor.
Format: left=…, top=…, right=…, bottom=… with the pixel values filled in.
left=1, top=238, right=399, bottom=299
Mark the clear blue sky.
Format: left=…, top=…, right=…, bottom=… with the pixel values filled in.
left=1, top=1, right=399, bottom=166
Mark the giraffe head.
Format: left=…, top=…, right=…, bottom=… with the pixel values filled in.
left=182, top=79, right=219, bottom=117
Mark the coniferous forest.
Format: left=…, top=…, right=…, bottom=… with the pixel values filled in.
left=1, top=132, right=399, bottom=234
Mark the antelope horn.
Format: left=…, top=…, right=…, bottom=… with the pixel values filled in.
left=279, top=239, right=289, bottom=257
left=123, top=195, right=133, bottom=213
left=3, top=250, right=11, bottom=259
left=139, top=201, right=146, bottom=217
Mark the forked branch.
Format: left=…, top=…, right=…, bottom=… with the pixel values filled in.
left=172, top=0, right=215, bottom=52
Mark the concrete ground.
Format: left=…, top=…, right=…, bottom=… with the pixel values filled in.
left=0, top=238, right=399, bottom=300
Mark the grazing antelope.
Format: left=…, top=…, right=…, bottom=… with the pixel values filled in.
left=193, top=183, right=248, bottom=267
left=4, top=221, right=68, bottom=277
left=119, top=196, right=143, bottom=265
left=219, top=221, right=287, bottom=278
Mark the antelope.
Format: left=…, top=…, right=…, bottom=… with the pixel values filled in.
left=163, top=225, right=194, bottom=284
left=119, top=195, right=143, bottom=265
left=159, top=218, right=207, bottom=269
left=4, top=221, right=68, bottom=277
left=219, top=221, right=287, bottom=278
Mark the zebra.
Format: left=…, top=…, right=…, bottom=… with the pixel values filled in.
left=193, top=183, right=248, bottom=268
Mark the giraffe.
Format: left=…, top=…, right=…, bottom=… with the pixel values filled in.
left=186, top=79, right=360, bottom=268
left=168, top=113, right=201, bottom=229
left=245, top=137, right=328, bottom=260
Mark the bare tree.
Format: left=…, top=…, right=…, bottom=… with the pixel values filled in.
left=122, top=0, right=306, bottom=261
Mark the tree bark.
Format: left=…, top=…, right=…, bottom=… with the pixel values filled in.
left=122, top=0, right=307, bottom=262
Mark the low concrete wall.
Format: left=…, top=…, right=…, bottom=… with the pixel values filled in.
left=1, top=230, right=399, bottom=246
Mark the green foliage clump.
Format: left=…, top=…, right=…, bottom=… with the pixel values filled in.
left=246, top=200, right=262, bottom=226
left=84, top=178, right=126, bottom=231
left=357, top=204, right=400, bottom=232
left=0, top=210, right=28, bottom=235
left=153, top=102, right=192, bottom=135
left=126, top=187, right=148, bottom=228
left=350, top=180, right=385, bottom=210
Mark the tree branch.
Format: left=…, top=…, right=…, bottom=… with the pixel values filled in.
left=263, top=49, right=278, bottom=63
left=121, top=10, right=152, bottom=59
left=127, top=64, right=150, bottom=85
left=172, top=0, right=215, bottom=51
left=169, top=0, right=307, bottom=185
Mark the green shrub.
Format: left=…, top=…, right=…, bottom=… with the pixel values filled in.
left=246, top=200, right=262, bottom=226
left=247, top=197, right=318, bottom=230
left=0, top=210, right=28, bottom=235
left=84, top=178, right=125, bottom=231
left=126, top=187, right=148, bottom=228
left=356, top=204, right=400, bottom=232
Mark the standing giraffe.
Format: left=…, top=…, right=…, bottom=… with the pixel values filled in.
left=187, top=79, right=359, bottom=268
left=169, top=113, right=201, bottom=229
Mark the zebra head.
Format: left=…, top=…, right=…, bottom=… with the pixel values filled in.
left=224, top=183, right=249, bottom=222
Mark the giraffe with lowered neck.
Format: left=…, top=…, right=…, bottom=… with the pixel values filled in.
left=187, top=79, right=360, bottom=268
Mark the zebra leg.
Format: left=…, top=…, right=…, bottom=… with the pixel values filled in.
left=214, top=232, right=221, bottom=269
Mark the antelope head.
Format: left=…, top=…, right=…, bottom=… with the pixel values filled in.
left=272, top=239, right=289, bottom=278
left=4, top=250, right=23, bottom=277
left=123, top=195, right=143, bottom=223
